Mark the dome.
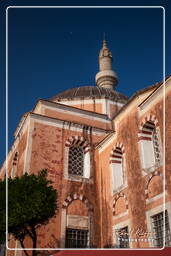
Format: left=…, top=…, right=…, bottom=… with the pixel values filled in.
left=50, top=86, right=128, bottom=103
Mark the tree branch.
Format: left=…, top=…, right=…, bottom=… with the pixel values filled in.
left=31, top=226, right=37, bottom=256
left=25, top=227, right=34, bottom=240
left=19, top=240, right=30, bottom=256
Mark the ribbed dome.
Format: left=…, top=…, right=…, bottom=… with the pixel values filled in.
left=51, top=86, right=128, bottom=103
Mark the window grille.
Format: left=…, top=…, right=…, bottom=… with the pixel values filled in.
left=11, top=152, right=18, bottom=178
left=152, top=129, right=161, bottom=165
left=151, top=210, right=171, bottom=247
left=65, top=228, right=89, bottom=248
left=117, top=226, right=129, bottom=248
left=68, top=146, right=84, bottom=176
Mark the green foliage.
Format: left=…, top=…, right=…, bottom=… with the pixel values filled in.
left=0, top=169, right=58, bottom=254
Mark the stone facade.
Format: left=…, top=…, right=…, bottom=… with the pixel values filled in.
left=1, top=40, right=171, bottom=251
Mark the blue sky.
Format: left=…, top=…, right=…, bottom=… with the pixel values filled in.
left=0, top=0, right=171, bottom=165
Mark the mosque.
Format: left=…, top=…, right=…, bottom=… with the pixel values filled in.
left=1, top=39, right=171, bottom=250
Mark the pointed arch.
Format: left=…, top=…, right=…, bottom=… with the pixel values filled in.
left=109, top=142, right=125, bottom=163
left=62, top=193, right=93, bottom=212
left=139, top=114, right=159, bottom=133
left=65, top=136, right=90, bottom=154
left=113, top=192, right=128, bottom=215
left=145, top=171, right=163, bottom=199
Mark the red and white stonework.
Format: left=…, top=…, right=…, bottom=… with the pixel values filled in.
left=1, top=40, right=171, bottom=251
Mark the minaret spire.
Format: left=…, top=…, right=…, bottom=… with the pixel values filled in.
left=103, top=32, right=107, bottom=48
left=103, top=39, right=107, bottom=48
left=95, top=38, right=118, bottom=89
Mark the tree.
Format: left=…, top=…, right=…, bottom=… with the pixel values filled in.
left=0, top=170, right=58, bottom=256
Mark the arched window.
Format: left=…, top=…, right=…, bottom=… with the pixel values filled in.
left=139, top=121, right=161, bottom=170
left=61, top=193, right=93, bottom=248
left=64, top=136, right=91, bottom=180
left=68, top=146, right=84, bottom=176
left=110, top=147, right=124, bottom=191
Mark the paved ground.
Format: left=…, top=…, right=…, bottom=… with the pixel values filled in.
left=53, top=248, right=170, bottom=256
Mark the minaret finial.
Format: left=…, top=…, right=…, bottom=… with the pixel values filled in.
left=103, top=32, right=107, bottom=48
left=95, top=38, right=118, bottom=89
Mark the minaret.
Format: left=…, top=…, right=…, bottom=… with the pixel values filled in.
left=95, top=39, right=118, bottom=90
